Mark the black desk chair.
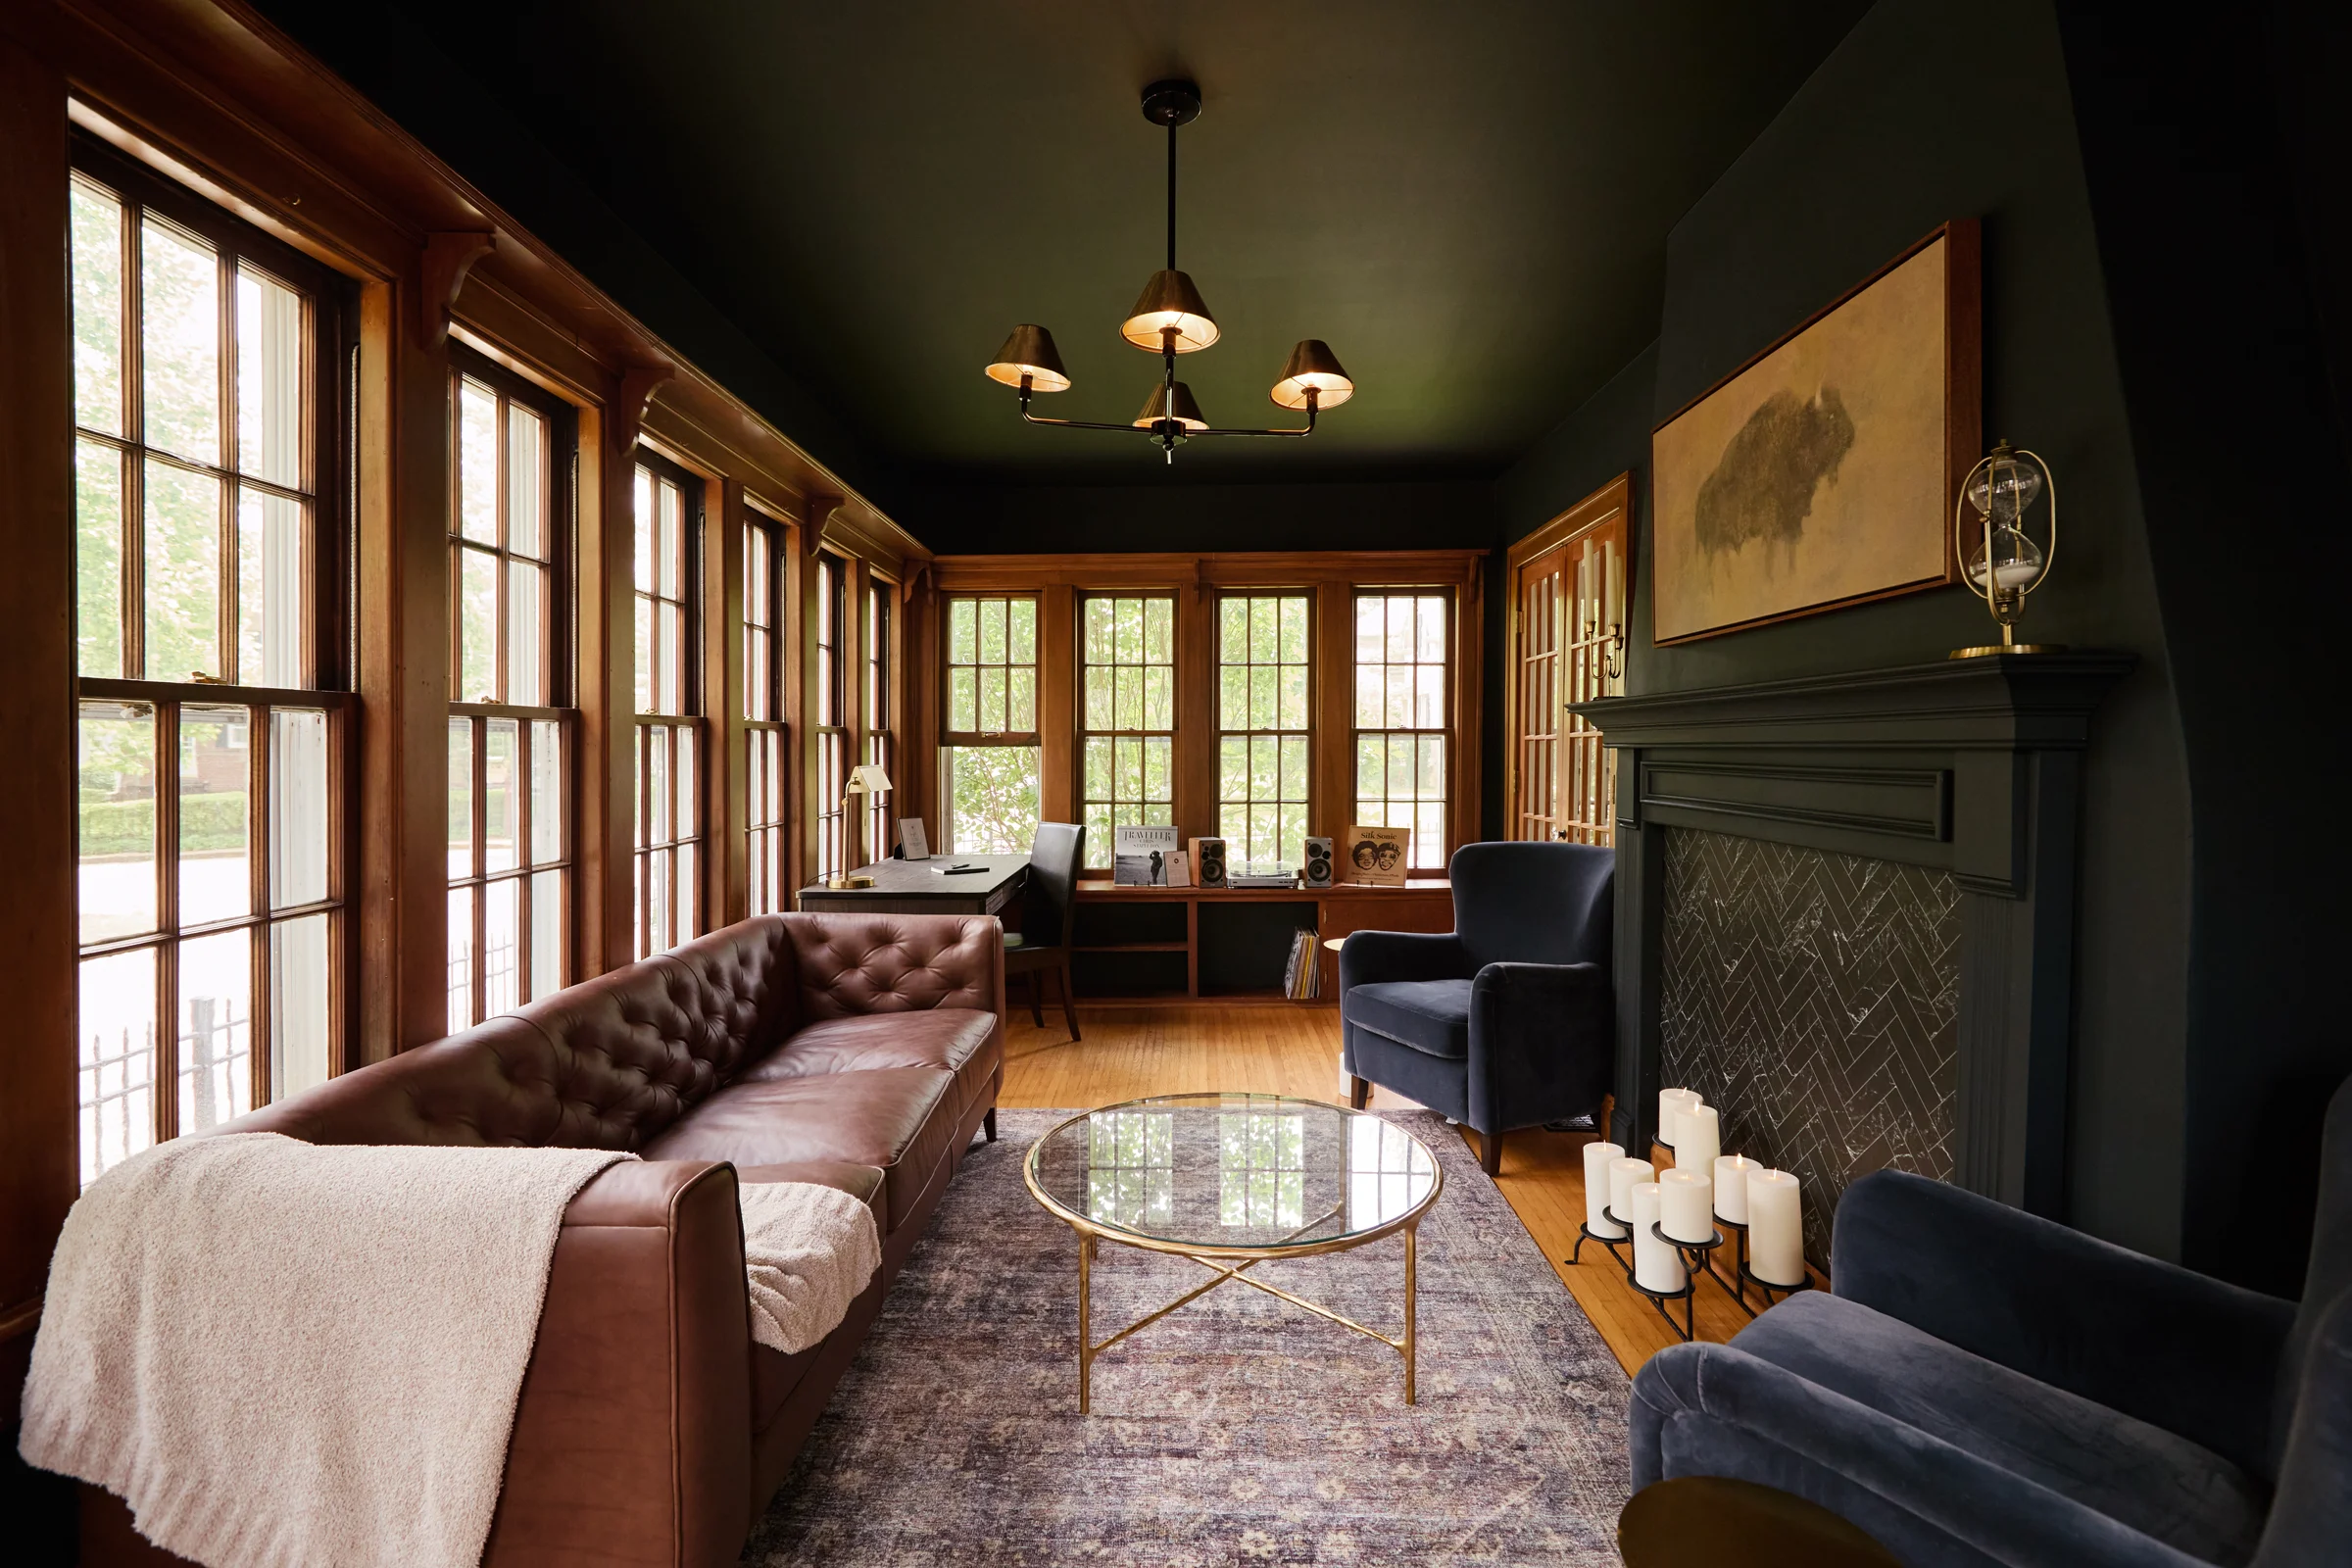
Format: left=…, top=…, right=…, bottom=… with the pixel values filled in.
left=1004, top=821, right=1083, bottom=1041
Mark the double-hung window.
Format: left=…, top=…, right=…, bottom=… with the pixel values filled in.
left=1079, top=593, right=1175, bottom=868
left=743, top=511, right=789, bottom=912
left=446, top=353, right=572, bottom=1028
left=69, top=143, right=350, bottom=1185
left=1351, top=591, right=1450, bottom=869
left=633, top=453, right=702, bottom=955
left=940, top=596, right=1040, bottom=854
left=863, top=580, right=895, bottom=860
left=1215, top=593, right=1311, bottom=864
left=813, top=555, right=850, bottom=881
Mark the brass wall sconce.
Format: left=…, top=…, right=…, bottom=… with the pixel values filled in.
left=825, top=763, right=894, bottom=889
left=1951, top=439, right=2061, bottom=658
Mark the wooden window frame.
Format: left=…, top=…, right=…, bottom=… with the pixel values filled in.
left=632, top=449, right=704, bottom=956
left=1348, top=587, right=1454, bottom=871
left=813, top=552, right=850, bottom=881
left=68, top=134, right=357, bottom=1181
left=938, top=592, right=1043, bottom=857
left=1213, top=589, right=1315, bottom=868
left=443, top=347, right=575, bottom=1028
left=1505, top=474, right=1631, bottom=847
left=863, top=576, right=895, bottom=861
left=1077, top=591, right=1178, bottom=872
left=744, top=508, right=790, bottom=913
left=925, top=553, right=1485, bottom=877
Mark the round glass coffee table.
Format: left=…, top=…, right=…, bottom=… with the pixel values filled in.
left=1023, top=1092, right=1443, bottom=1412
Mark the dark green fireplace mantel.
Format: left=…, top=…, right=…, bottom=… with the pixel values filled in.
left=1570, top=652, right=2134, bottom=1217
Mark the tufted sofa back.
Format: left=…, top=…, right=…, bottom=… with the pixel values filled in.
left=782, top=914, right=1003, bottom=1020
left=222, top=914, right=1000, bottom=1152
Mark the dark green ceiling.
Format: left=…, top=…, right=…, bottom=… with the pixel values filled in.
left=258, top=1, right=1868, bottom=486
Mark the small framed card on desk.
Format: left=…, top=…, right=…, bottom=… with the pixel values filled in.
left=899, top=818, right=930, bottom=860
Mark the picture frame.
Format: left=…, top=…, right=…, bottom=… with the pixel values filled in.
left=1342, top=825, right=1411, bottom=888
left=898, top=818, right=930, bottom=860
left=1650, top=220, right=1982, bottom=645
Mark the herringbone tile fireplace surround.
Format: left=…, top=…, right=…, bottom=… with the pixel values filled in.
left=1659, top=827, right=1960, bottom=1269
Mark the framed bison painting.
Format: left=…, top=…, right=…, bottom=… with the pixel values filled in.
left=1651, top=221, right=1980, bottom=645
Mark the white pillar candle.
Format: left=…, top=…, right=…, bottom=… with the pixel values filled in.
left=1747, top=1168, right=1806, bottom=1287
left=1582, top=1141, right=1627, bottom=1239
left=1676, top=1104, right=1722, bottom=1174
left=1659, top=1167, right=1715, bottom=1244
left=1631, top=1182, right=1687, bottom=1295
left=1607, top=1156, right=1655, bottom=1228
left=1713, top=1153, right=1757, bottom=1223
left=1658, top=1088, right=1701, bottom=1149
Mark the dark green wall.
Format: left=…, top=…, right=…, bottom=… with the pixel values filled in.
left=1494, top=0, right=2198, bottom=1264
left=2052, top=0, right=2352, bottom=1291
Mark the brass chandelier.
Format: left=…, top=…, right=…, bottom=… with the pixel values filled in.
left=984, top=79, right=1355, bottom=465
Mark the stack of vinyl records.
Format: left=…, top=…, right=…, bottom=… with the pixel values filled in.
left=1282, top=929, right=1322, bottom=1001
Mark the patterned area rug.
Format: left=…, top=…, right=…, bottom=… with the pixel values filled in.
left=741, top=1108, right=1631, bottom=1566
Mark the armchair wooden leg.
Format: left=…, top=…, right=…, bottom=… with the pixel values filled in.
left=984, top=1106, right=998, bottom=1143
left=1481, top=1129, right=1504, bottom=1177
left=1348, top=1075, right=1371, bottom=1110
left=1056, top=959, right=1082, bottom=1042
left=1028, top=970, right=1044, bottom=1028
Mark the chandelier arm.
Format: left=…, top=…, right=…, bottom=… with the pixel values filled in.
left=1167, top=119, right=1177, bottom=271
left=1017, top=409, right=1161, bottom=433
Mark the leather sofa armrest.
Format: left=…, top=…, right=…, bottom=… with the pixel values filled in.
left=1834, top=1169, right=2295, bottom=1481
left=1339, top=930, right=1469, bottom=993
left=483, top=1160, right=752, bottom=1568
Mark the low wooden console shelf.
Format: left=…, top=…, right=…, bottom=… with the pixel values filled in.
left=1069, top=880, right=1453, bottom=1006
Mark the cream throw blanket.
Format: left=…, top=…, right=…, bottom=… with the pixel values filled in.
left=20, top=1133, right=883, bottom=1568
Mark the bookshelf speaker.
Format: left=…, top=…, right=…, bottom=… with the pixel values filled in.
left=1189, top=837, right=1228, bottom=889
left=1301, top=837, right=1334, bottom=888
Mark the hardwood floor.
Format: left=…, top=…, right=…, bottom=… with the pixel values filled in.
left=998, top=1004, right=1779, bottom=1377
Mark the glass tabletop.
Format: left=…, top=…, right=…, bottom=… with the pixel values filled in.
left=1023, top=1093, right=1443, bottom=1253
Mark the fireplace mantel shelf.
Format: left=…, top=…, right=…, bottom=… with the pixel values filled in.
left=1586, top=651, right=2134, bottom=1218
left=1567, top=651, right=2136, bottom=752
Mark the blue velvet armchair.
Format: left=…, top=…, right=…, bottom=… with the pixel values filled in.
left=1631, top=1075, right=2352, bottom=1568
left=1339, top=841, right=1613, bottom=1176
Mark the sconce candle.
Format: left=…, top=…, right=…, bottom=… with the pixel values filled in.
left=1675, top=1104, right=1721, bottom=1173
left=1583, top=1141, right=1626, bottom=1240
left=1608, top=1156, right=1655, bottom=1227
left=1631, top=1183, right=1687, bottom=1295
left=1658, top=1167, right=1716, bottom=1245
left=1748, top=1168, right=1806, bottom=1288
left=1713, top=1153, right=1757, bottom=1223
left=1658, top=1089, right=1701, bottom=1149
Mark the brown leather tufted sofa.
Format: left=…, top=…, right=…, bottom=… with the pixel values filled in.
left=77, top=911, right=1005, bottom=1568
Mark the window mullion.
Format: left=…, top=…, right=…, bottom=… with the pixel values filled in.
left=155, top=700, right=182, bottom=1141
left=249, top=700, right=273, bottom=1103
left=218, top=242, right=239, bottom=684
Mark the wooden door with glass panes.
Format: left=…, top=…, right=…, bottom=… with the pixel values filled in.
left=1507, top=477, right=1628, bottom=847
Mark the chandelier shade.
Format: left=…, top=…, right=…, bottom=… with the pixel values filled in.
left=1271, top=339, right=1355, bottom=410
left=983, top=323, right=1071, bottom=391
left=1133, top=380, right=1209, bottom=431
left=1120, top=270, right=1220, bottom=352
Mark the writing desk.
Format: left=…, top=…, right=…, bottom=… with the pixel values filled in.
left=795, top=855, right=1029, bottom=916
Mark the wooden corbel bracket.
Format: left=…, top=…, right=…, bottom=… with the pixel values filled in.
left=613, top=362, right=676, bottom=453
left=419, top=231, right=495, bottom=350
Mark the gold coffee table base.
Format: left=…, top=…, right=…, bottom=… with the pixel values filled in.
left=1067, top=1215, right=1422, bottom=1414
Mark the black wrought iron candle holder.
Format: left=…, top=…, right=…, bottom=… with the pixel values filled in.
left=1628, top=1222, right=1700, bottom=1341
left=1569, top=1214, right=1635, bottom=1273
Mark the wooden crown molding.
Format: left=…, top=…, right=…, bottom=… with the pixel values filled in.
left=931, top=548, right=1487, bottom=593
left=612, top=362, right=675, bottom=454
left=1508, top=470, right=1633, bottom=568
